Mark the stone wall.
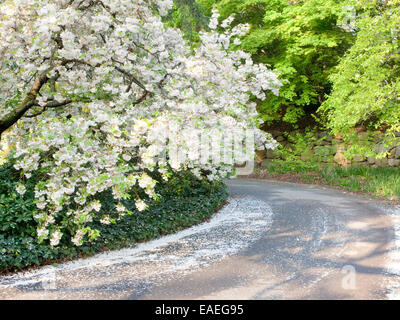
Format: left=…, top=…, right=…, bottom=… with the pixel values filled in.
left=257, top=130, right=400, bottom=168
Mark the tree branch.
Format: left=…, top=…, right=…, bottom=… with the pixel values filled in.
left=0, top=70, right=50, bottom=139
left=24, top=99, right=74, bottom=118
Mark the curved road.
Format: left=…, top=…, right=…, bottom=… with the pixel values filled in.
left=1, top=179, right=400, bottom=300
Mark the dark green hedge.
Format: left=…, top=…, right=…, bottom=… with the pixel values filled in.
left=0, top=162, right=228, bottom=274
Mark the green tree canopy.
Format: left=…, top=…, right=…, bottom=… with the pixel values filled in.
left=319, top=0, right=400, bottom=140
left=164, top=0, right=210, bottom=43
left=198, top=0, right=355, bottom=124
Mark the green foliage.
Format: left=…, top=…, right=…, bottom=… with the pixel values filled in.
left=164, top=0, right=210, bottom=43
left=0, top=162, right=227, bottom=273
left=267, top=157, right=400, bottom=201
left=320, top=0, right=400, bottom=140
left=0, top=162, right=40, bottom=238
left=198, top=0, right=355, bottom=124
left=271, top=129, right=331, bottom=172
left=321, top=166, right=400, bottom=200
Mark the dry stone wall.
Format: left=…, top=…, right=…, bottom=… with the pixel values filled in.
left=258, top=131, right=400, bottom=168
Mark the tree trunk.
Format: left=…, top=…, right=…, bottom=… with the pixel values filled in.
left=0, top=97, right=37, bottom=139
left=0, top=71, right=50, bottom=141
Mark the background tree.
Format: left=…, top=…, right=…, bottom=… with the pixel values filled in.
left=198, top=0, right=355, bottom=125
left=164, top=0, right=210, bottom=43
left=319, top=0, right=400, bottom=142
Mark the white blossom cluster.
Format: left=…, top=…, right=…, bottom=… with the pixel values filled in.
left=0, top=0, right=281, bottom=246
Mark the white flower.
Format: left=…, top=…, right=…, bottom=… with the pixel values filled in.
left=100, top=215, right=111, bottom=225
left=36, top=201, right=47, bottom=210
left=90, top=200, right=102, bottom=212
left=116, top=203, right=126, bottom=212
left=16, top=183, right=26, bottom=195
left=46, top=214, right=55, bottom=225
left=135, top=199, right=148, bottom=212
left=134, top=119, right=149, bottom=132
left=233, top=38, right=241, bottom=45
left=50, top=229, right=62, bottom=246
left=209, top=9, right=220, bottom=29
left=138, top=173, right=156, bottom=189
left=72, top=229, right=85, bottom=246
left=37, top=227, right=49, bottom=239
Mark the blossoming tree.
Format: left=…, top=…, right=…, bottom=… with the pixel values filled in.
left=0, top=0, right=281, bottom=246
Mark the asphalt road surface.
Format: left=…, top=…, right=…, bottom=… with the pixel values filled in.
left=1, top=178, right=400, bottom=300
